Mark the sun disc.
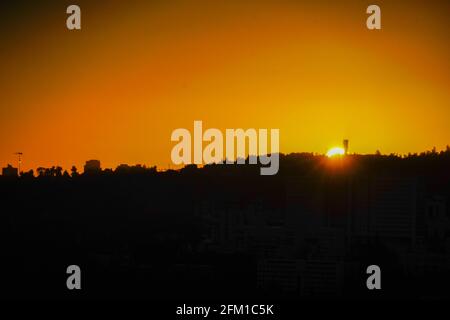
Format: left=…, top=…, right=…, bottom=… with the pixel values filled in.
left=326, top=147, right=345, bottom=157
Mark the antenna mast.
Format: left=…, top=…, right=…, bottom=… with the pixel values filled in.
left=14, top=152, right=23, bottom=175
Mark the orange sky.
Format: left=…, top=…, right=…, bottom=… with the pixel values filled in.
left=0, top=0, right=449, bottom=171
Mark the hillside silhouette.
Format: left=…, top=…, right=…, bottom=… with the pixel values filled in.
left=1, top=150, right=450, bottom=300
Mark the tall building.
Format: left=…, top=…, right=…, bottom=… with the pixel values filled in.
left=350, top=175, right=418, bottom=246
left=425, top=196, right=448, bottom=240
left=257, top=259, right=301, bottom=293
left=84, top=160, right=101, bottom=174
left=299, top=259, right=344, bottom=297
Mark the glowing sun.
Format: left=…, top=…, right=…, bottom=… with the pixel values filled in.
left=326, top=147, right=345, bottom=157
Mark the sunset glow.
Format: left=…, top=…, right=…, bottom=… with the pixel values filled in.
left=326, top=147, right=345, bottom=158
left=0, top=1, right=449, bottom=171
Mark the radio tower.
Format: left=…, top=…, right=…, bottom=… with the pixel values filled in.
left=343, top=140, right=349, bottom=155
left=14, top=152, right=23, bottom=175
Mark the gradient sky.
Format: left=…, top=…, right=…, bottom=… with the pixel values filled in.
left=0, top=0, right=449, bottom=171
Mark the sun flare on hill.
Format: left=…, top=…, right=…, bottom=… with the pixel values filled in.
left=326, top=147, right=345, bottom=158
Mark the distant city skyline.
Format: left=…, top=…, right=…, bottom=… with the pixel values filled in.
left=2, top=146, right=450, bottom=175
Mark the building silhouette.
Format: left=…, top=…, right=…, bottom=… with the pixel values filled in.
left=2, top=164, right=18, bottom=177
left=84, top=160, right=101, bottom=174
